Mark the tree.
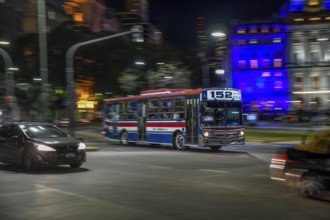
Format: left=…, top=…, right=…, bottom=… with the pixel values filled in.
left=118, top=62, right=191, bottom=94
left=147, top=63, right=191, bottom=89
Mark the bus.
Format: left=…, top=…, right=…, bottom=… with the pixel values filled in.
left=102, top=88, right=245, bottom=151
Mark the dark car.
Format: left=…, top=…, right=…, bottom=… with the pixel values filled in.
left=269, top=131, right=330, bottom=200
left=0, top=122, right=86, bottom=170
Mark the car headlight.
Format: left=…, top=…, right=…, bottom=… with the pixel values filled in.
left=35, top=144, right=56, bottom=152
left=203, top=131, right=213, bottom=137
left=239, top=131, right=244, bottom=136
left=78, top=142, right=86, bottom=150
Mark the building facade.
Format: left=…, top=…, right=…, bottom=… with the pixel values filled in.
left=230, top=0, right=330, bottom=113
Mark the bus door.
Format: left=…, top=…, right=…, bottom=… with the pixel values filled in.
left=186, top=97, right=199, bottom=144
left=137, top=102, right=147, bottom=141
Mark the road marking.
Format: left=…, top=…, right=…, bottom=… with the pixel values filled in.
left=149, top=165, right=171, bottom=169
left=0, top=189, right=49, bottom=197
left=199, top=169, right=229, bottom=174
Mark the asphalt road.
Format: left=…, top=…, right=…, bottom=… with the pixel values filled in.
left=0, top=139, right=328, bottom=220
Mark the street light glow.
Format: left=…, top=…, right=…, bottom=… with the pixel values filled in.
left=135, top=61, right=145, bottom=65
left=211, top=32, right=226, bottom=37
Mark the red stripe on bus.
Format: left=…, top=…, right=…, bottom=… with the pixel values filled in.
left=147, top=123, right=186, bottom=127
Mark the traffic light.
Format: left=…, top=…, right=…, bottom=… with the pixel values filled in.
left=131, top=25, right=144, bottom=43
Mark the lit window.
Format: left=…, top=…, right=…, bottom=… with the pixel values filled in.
left=262, top=59, right=270, bottom=68
left=274, top=72, right=283, bottom=77
left=74, top=13, right=84, bottom=23
left=294, top=73, right=304, bottom=90
left=273, top=38, right=282, bottom=43
left=261, top=25, right=269, bottom=33
left=294, top=18, right=304, bottom=22
left=274, top=59, right=282, bottom=67
left=309, top=17, right=321, bottom=21
left=237, top=29, right=245, bottom=34
left=239, top=60, right=246, bottom=68
left=262, top=72, right=271, bottom=77
left=48, top=11, right=56, bottom=20
left=274, top=81, right=283, bottom=89
left=249, top=27, right=257, bottom=33
left=249, top=39, right=257, bottom=44
left=311, top=73, right=320, bottom=90
left=237, top=40, right=246, bottom=45
left=308, top=0, right=320, bottom=6
left=250, top=60, right=258, bottom=68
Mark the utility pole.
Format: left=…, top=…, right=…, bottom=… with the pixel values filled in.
left=38, top=0, right=49, bottom=122
left=66, top=26, right=143, bottom=136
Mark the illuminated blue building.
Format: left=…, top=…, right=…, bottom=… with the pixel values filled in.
left=230, top=0, right=330, bottom=113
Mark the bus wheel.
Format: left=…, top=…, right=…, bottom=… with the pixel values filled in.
left=120, top=131, right=129, bottom=145
left=173, top=132, right=186, bottom=150
left=210, top=146, right=222, bottom=151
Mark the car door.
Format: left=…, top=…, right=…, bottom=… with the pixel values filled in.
left=6, top=125, right=24, bottom=164
left=0, top=125, right=13, bottom=162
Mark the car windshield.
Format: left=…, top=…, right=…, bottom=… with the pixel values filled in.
left=20, top=125, right=68, bottom=138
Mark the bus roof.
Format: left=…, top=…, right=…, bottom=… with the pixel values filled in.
left=104, top=88, right=241, bottom=103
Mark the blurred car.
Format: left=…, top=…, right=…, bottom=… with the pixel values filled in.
left=0, top=122, right=86, bottom=170
left=270, top=130, right=330, bottom=200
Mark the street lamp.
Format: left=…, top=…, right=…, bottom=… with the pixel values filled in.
left=210, top=31, right=228, bottom=87
left=211, top=32, right=226, bottom=38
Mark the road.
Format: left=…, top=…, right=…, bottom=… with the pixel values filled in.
left=0, top=126, right=328, bottom=220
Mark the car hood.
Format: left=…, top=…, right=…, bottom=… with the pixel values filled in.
left=31, top=137, right=80, bottom=146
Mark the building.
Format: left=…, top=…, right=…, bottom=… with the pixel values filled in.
left=115, top=0, right=162, bottom=44
left=230, top=0, right=330, bottom=113
left=0, top=0, right=24, bottom=42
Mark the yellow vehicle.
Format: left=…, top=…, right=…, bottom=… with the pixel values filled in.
left=270, top=130, right=330, bottom=200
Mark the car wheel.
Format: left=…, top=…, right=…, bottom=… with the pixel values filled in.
left=173, top=132, right=187, bottom=150
left=210, top=146, right=222, bottom=151
left=22, top=152, right=35, bottom=171
left=299, top=177, right=326, bottom=199
left=70, top=162, right=82, bottom=168
left=120, top=131, right=129, bottom=145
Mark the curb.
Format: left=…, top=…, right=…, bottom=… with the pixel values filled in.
left=86, top=147, right=99, bottom=152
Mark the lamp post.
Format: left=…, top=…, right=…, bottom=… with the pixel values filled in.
left=37, top=0, right=49, bottom=122
left=210, top=31, right=227, bottom=87
left=66, top=26, right=143, bottom=136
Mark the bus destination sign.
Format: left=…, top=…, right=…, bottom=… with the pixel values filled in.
left=202, top=90, right=241, bottom=101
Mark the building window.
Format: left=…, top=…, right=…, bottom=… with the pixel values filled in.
left=325, top=50, right=330, bottom=62
left=262, top=72, right=271, bottom=77
left=311, top=73, right=320, bottom=89
left=238, top=60, right=246, bottom=68
left=294, top=74, right=304, bottom=90
left=237, top=40, right=246, bottom=45
left=249, top=39, right=257, bottom=44
left=293, top=50, right=304, bottom=64
left=262, top=59, right=270, bottom=68
left=274, top=81, right=283, bottom=89
left=273, top=38, right=282, bottom=43
left=48, top=11, right=56, bottom=20
left=237, top=29, right=245, bottom=34
left=249, top=26, right=258, bottom=33
left=310, top=50, right=321, bottom=63
left=274, top=59, right=282, bottom=67
left=250, top=60, right=258, bottom=68
left=261, top=25, right=269, bottom=33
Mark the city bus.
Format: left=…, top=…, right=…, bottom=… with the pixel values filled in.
left=102, top=88, right=245, bottom=151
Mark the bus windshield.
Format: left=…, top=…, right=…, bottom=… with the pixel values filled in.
left=201, top=101, right=242, bottom=127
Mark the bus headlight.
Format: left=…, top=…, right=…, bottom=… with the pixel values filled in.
left=238, top=131, right=244, bottom=136
left=203, top=131, right=213, bottom=137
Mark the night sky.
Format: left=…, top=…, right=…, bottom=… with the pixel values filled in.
left=105, top=0, right=287, bottom=47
